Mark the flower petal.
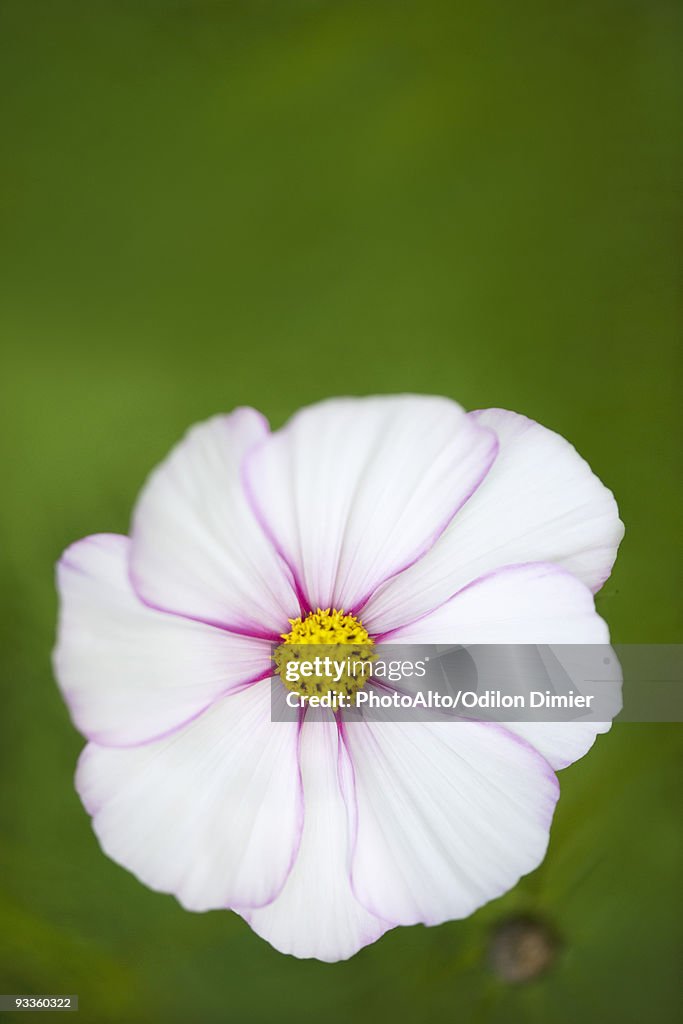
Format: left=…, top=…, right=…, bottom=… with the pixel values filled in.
left=76, top=681, right=303, bottom=911
left=343, top=713, right=559, bottom=927
left=243, top=395, right=497, bottom=612
left=383, top=563, right=610, bottom=645
left=363, top=408, right=624, bottom=634
left=383, top=563, right=615, bottom=769
left=54, top=534, right=272, bottom=746
left=504, top=720, right=611, bottom=771
left=241, top=712, right=391, bottom=961
left=130, top=409, right=298, bottom=636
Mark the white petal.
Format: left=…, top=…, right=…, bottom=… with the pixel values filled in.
left=343, top=713, right=559, bottom=926
left=505, top=720, right=610, bottom=770
left=384, top=563, right=610, bottom=645
left=241, top=712, right=391, bottom=961
left=363, top=408, right=624, bottom=634
left=76, top=682, right=303, bottom=911
left=54, top=534, right=272, bottom=746
left=243, top=395, right=497, bottom=612
left=130, top=409, right=298, bottom=636
left=454, top=643, right=620, bottom=769
left=384, top=563, right=615, bottom=769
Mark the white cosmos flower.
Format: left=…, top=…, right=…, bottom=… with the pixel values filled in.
left=53, top=396, right=623, bottom=962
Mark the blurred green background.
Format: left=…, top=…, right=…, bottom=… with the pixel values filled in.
left=1, top=1, right=681, bottom=1021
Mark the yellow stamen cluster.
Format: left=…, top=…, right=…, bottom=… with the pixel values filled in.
left=274, top=608, right=375, bottom=702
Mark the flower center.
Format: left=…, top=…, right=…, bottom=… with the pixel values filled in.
left=274, top=608, right=375, bottom=703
